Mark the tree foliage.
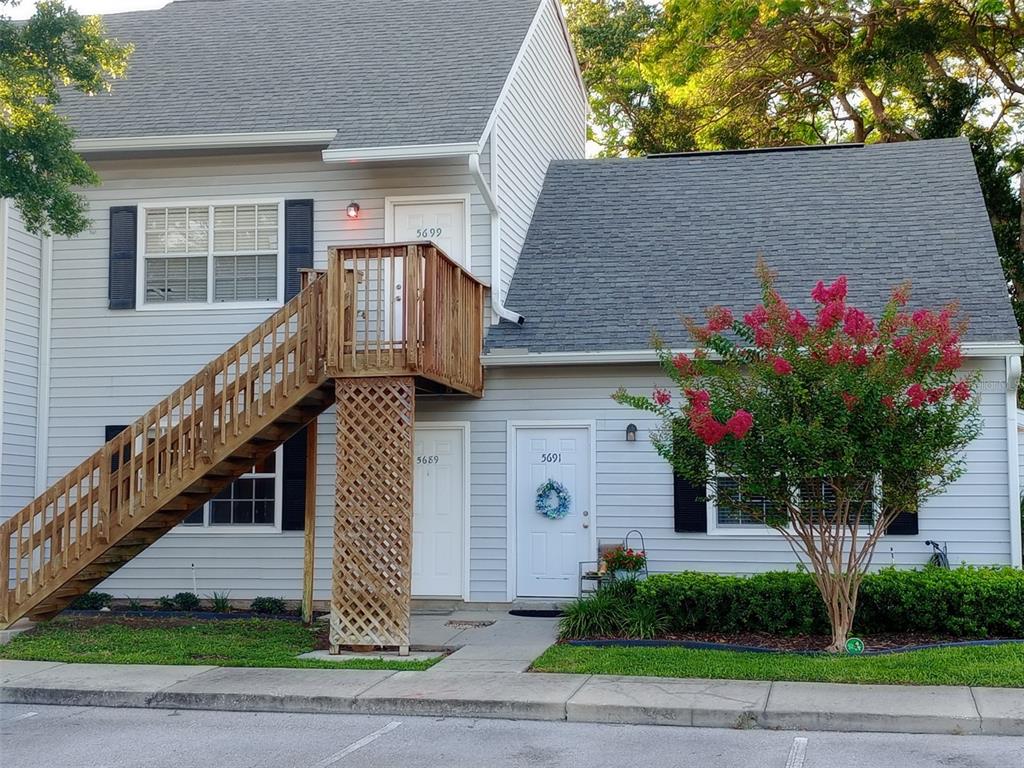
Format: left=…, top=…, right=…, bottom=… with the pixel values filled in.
left=1, top=0, right=131, bottom=236
left=614, top=263, right=982, bottom=650
left=567, top=0, right=1024, bottom=397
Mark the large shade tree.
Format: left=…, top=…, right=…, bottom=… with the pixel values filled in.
left=566, top=0, right=1024, bottom=399
left=615, top=264, right=982, bottom=651
left=1, top=0, right=131, bottom=236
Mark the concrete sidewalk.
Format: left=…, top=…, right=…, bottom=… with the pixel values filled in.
left=2, top=660, right=1021, bottom=736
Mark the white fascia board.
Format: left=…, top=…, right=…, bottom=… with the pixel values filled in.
left=321, top=142, right=481, bottom=163
left=74, top=130, right=339, bottom=153
left=482, top=341, right=1024, bottom=367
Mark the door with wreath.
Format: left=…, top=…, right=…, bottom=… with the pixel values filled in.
left=514, top=426, right=593, bottom=598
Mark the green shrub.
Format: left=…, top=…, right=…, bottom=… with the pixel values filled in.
left=127, top=599, right=144, bottom=611
left=250, top=596, right=287, bottom=615
left=560, top=567, right=1024, bottom=640
left=172, top=592, right=201, bottom=611
left=208, top=591, right=231, bottom=613
left=70, top=592, right=113, bottom=610
left=156, top=595, right=176, bottom=610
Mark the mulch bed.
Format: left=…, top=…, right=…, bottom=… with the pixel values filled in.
left=572, top=631, right=1021, bottom=653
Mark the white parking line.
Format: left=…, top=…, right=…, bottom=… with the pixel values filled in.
left=310, top=721, right=402, bottom=767
left=6, top=712, right=38, bottom=722
left=785, top=736, right=808, bottom=768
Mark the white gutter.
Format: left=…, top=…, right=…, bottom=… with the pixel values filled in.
left=321, top=142, right=480, bottom=163
left=483, top=341, right=1024, bottom=367
left=0, top=199, right=8, bottom=489
left=469, top=148, right=524, bottom=325
left=1007, top=355, right=1022, bottom=569
left=34, top=234, right=53, bottom=494
left=75, top=130, right=339, bottom=153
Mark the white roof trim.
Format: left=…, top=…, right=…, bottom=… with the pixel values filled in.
left=321, top=142, right=481, bottom=163
left=482, top=342, right=1024, bottom=367
left=74, top=130, right=339, bottom=152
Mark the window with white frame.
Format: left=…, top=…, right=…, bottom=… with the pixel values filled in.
left=711, top=475, right=876, bottom=531
left=181, top=448, right=281, bottom=529
left=142, top=203, right=281, bottom=306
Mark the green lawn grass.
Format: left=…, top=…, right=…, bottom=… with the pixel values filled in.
left=531, top=642, right=1024, bottom=687
left=0, top=617, right=438, bottom=671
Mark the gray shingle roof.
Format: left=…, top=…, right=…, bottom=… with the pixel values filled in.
left=60, top=0, right=540, bottom=149
left=486, top=138, right=1020, bottom=353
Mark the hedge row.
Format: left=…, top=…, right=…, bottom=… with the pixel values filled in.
left=561, top=567, right=1024, bottom=639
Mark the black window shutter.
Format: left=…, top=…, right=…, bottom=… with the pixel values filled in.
left=281, top=426, right=309, bottom=531
left=674, top=474, right=708, bottom=533
left=284, top=199, right=314, bottom=300
left=104, top=424, right=130, bottom=472
left=108, top=206, right=138, bottom=309
left=885, top=509, right=919, bottom=535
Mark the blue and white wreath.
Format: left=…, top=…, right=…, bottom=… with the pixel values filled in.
left=536, top=479, right=572, bottom=520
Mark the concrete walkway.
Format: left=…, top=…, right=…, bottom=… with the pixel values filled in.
left=2, top=659, right=1022, bottom=736
left=406, top=611, right=560, bottom=672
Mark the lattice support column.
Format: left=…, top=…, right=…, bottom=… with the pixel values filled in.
left=330, top=376, right=414, bottom=654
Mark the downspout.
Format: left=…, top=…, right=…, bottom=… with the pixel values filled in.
left=1007, top=355, right=1022, bottom=568
left=34, top=235, right=53, bottom=493
left=468, top=151, right=524, bottom=325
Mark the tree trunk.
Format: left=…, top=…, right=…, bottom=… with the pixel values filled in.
left=810, top=568, right=861, bottom=653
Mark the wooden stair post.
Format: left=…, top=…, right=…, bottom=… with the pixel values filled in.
left=330, top=376, right=415, bottom=655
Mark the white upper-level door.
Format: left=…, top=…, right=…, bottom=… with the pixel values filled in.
left=387, top=197, right=469, bottom=268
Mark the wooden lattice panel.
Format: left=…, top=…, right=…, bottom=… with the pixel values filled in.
left=330, top=376, right=415, bottom=652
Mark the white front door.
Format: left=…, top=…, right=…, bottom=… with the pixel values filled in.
left=515, top=426, right=593, bottom=598
left=389, top=200, right=467, bottom=267
left=412, top=426, right=466, bottom=597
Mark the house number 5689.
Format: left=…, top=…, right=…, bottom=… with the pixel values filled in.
left=416, top=456, right=439, bottom=465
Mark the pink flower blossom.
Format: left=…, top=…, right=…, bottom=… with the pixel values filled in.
left=771, top=356, right=793, bottom=375
left=653, top=388, right=672, bottom=406
left=754, top=326, right=775, bottom=348
left=744, top=305, right=769, bottom=328
left=952, top=380, right=971, bottom=403
left=690, top=408, right=728, bottom=446
left=882, top=395, right=896, bottom=410
left=686, top=389, right=711, bottom=409
left=706, top=306, right=734, bottom=333
left=852, top=348, right=870, bottom=367
left=891, top=283, right=911, bottom=306
left=811, top=276, right=848, bottom=304
left=726, top=410, right=753, bottom=439
left=672, top=352, right=694, bottom=377
left=785, top=309, right=810, bottom=341
left=826, top=341, right=852, bottom=365
left=841, top=392, right=858, bottom=411
left=817, top=300, right=845, bottom=331
left=926, top=386, right=945, bottom=404
left=842, top=307, right=876, bottom=343
left=906, top=383, right=928, bottom=409
left=935, top=344, right=962, bottom=372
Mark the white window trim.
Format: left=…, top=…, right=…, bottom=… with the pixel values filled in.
left=707, top=476, right=881, bottom=537
left=383, top=193, right=473, bottom=270
left=135, top=197, right=286, bottom=311
left=173, top=445, right=284, bottom=534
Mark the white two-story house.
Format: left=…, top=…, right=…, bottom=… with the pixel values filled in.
left=0, top=0, right=1019, bottom=630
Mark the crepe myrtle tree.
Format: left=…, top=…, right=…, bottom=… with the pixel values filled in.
left=614, top=262, right=982, bottom=652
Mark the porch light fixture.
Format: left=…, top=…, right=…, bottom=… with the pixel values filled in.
left=346, top=202, right=360, bottom=219
left=625, top=423, right=637, bottom=442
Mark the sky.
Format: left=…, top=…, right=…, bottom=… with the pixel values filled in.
left=5, top=0, right=169, bottom=19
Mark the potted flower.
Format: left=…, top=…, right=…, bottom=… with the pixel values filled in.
left=603, top=547, right=647, bottom=581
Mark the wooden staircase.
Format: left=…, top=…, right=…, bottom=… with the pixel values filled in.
left=0, top=243, right=486, bottom=631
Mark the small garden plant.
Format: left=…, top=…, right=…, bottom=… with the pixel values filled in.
left=250, top=596, right=287, bottom=615
left=603, top=546, right=647, bottom=574
left=69, top=591, right=113, bottom=610
left=615, top=262, right=982, bottom=651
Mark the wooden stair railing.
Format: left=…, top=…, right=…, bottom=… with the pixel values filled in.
left=0, top=273, right=331, bottom=628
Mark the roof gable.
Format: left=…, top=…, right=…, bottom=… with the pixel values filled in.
left=487, top=138, right=1020, bottom=353
left=60, top=0, right=541, bottom=150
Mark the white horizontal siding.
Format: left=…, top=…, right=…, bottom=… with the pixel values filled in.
left=1, top=202, right=41, bottom=519
left=97, top=359, right=1013, bottom=601
left=494, top=0, right=585, bottom=303
left=45, top=150, right=489, bottom=599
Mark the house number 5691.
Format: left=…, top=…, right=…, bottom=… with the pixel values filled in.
left=541, top=453, right=561, bottom=463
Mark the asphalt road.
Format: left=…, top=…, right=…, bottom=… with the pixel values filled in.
left=1, top=704, right=1022, bottom=768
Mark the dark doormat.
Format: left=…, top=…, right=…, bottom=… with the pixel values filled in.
left=509, top=609, right=564, bottom=618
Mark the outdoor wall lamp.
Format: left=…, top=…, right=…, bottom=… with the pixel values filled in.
left=346, top=202, right=360, bottom=219
left=625, top=423, right=637, bottom=442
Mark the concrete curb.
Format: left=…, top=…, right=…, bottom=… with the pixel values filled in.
left=2, top=661, right=1021, bottom=736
